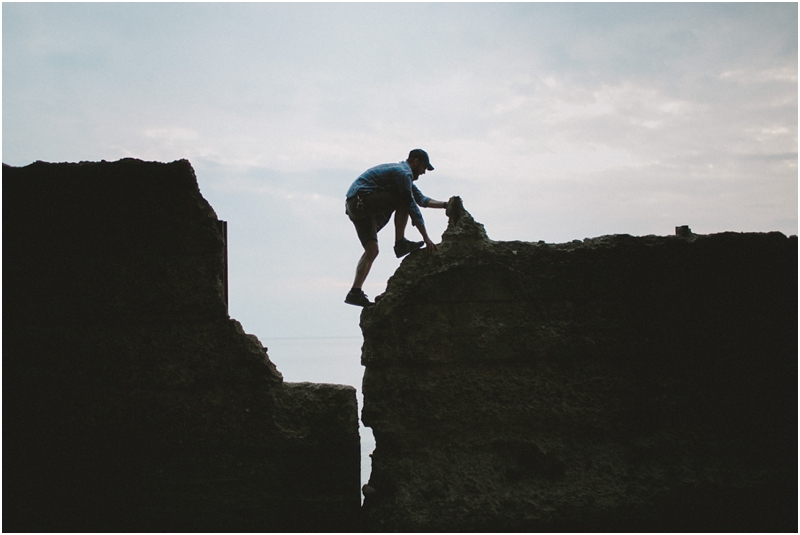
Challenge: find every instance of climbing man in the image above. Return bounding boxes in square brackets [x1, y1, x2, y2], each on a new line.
[344, 149, 449, 307]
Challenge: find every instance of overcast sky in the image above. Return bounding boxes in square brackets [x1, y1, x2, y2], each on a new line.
[4, 3, 797, 347]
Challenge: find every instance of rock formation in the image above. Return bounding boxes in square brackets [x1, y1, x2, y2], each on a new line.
[7, 158, 796, 532]
[3, 159, 360, 532]
[360, 197, 797, 531]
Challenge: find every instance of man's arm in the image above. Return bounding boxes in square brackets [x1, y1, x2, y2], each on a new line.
[412, 184, 449, 210]
[401, 175, 427, 229]
[426, 199, 449, 209]
[413, 190, 448, 254]
[416, 222, 438, 254]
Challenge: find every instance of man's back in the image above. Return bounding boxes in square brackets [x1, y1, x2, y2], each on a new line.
[347, 161, 411, 199]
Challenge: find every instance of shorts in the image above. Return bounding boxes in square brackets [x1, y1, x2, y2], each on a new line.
[345, 190, 403, 246]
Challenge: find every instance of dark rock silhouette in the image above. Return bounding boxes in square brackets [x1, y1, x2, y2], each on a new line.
[3, 159, 360, 532]
[360, 196, 797, 531]
[6, 158, 796, 532]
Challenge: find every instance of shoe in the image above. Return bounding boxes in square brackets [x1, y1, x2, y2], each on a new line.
[394, 238, 423, 258]
[345, 289, 373, 307]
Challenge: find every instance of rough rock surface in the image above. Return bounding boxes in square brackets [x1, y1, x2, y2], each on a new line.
[360, 197, 797, 531]
[4, 159, 360, 532]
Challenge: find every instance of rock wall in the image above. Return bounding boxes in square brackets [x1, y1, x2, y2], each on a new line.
[3, 159, 360, 532]
[360, 197, 797, 531]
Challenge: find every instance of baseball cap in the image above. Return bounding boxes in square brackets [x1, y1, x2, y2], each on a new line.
[409, 149, 434, 171]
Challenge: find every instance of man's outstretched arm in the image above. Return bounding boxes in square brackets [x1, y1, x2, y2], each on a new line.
[425, 199, 449, 209]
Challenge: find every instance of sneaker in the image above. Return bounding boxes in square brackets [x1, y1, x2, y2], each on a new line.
[345, 289, 373, 307]
[394, 238, 424, 258]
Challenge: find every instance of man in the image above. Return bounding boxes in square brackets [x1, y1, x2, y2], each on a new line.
[344, 149, 449, 307]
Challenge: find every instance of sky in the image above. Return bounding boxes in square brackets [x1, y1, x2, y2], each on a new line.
[3, 2, 798, 350]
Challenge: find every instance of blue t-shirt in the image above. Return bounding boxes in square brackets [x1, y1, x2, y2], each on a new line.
[346, 161, 431, 227]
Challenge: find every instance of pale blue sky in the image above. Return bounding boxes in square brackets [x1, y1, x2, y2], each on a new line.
[4, 3, 797, 347]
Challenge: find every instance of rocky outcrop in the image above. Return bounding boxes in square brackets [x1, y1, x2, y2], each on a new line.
[3, 159, 360, 532]
[360, 197, 797, 531]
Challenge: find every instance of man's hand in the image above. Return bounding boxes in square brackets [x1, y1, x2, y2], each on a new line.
[424, 237, 438, 254]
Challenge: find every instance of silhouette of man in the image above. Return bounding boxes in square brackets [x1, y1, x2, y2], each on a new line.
[344, 149, 448, 307]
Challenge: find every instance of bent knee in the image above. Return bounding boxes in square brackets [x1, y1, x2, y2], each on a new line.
[365, 240, 379, 258]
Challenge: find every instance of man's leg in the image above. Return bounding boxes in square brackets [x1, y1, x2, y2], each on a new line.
[346, 239, 379, 307]
[352, 240, 379, 290]
[393, 205, 423, 258]
[394, 206, 409, 242]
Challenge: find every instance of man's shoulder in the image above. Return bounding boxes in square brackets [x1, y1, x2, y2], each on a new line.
[366, 161, 409, 175]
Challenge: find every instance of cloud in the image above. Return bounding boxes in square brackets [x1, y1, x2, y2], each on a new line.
[144, 128, 199, 142]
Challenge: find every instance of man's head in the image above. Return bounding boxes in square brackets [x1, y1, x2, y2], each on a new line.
[407, 148, 434, 179]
